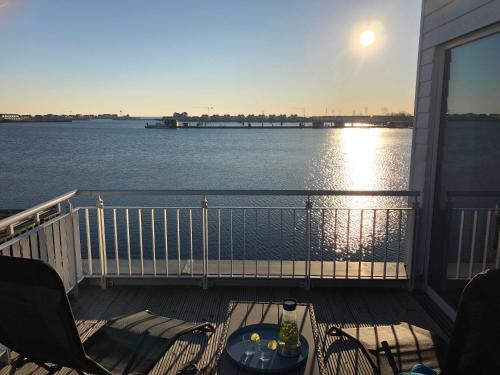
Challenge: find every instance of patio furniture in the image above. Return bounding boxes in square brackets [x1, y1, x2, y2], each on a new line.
[326, 323, 446, 374]
[441, 268, 500, 374]
[214, 301, 326, 374]
[326, 268, 500, 375]
[0, 256, 215, 375]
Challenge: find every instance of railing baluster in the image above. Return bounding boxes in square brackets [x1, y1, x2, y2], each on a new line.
[482, 210, 491, 272]
[243, 208, 246, 278]
[189, 209, 193, 277]
[204, 204, 209, 282]
[176, 209, 181, 276]
[358, 209, 363, 279]
[456, 210, 465, 279]
[164, 208, 169, 277]
[346, 209, 350, 279]
[383, 209, 389, 279]
[396, 210, 402, 279]
[333, 209, 338, 278]
[96, 198, 105, 281]
[85, 208, 92, 275]
[468, 210, 478, 279]
[267, 208, 270, 278]
[280, 208, 283, 278]
[496, 204, 500, 269]
[292, 209, 296, 278]
[201, 204, 207, 283]
[218, 208, 221, 277]
[321, 209, 325, 279]
[126, 208, 131, 275]
[101, 206, 107, 277]
[305, 198, 312, 289]
[113, 208, 119, 276]
[255, 208, 258, 278]
[230, 209, 233, 277]
[138, 209, 144, 276]
[371, 210, 376, 279]
[151, 209, 156, 276]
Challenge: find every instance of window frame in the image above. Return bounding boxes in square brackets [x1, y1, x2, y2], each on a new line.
[423, 22, 500, 318]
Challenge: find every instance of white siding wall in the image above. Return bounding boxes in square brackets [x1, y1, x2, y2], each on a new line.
[410, 0, 500, 279]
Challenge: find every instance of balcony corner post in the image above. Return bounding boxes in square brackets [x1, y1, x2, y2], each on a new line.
[96, 196, 107, 289]
[201, 196, 209, 289]
[305, 196, 313, 290]
[408, 196, 420, 291]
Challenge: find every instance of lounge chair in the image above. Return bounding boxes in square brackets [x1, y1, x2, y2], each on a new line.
[326, 269, 500, 374]
[0, 256, 215, 374]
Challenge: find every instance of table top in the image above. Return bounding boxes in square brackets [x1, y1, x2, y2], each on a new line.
[215, 301, 325, 375]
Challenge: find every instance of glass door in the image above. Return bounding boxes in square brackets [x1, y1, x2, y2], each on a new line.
[429, 31, 500, 309]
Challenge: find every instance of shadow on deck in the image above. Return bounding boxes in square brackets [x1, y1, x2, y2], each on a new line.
[0, 285, 447, 375]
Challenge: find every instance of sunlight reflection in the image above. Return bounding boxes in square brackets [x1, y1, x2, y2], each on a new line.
[316, 129, 401, 262]
[340, 128, 381, 208]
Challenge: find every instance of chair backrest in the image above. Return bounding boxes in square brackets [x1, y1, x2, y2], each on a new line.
[0, 256, 89, 369]
[443, 269, 500, 375]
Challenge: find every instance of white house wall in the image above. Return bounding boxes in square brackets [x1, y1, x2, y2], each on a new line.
[410, 0, 500, 279]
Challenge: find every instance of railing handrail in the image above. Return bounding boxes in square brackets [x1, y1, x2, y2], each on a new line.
[447, 191, 500, 197]
[80, 205, 416, 210]
[77, 189, 420, 197]
[0, 190, 77, 231]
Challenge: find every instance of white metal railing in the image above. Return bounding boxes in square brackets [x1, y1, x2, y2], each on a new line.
[0, 190, 77, 237]
[444, 191, 500, 281]
[0, 207, 83, 293]
[447, 206, 500, 280]
[76, 190, 419, 288]
[0, 189, 419, 289]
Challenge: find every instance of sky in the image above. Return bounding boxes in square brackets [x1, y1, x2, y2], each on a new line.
[0, 0, 422, 116]
[447, 32, 500, 115]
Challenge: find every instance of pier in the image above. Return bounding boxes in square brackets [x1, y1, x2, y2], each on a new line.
[152, 115, 414, 129]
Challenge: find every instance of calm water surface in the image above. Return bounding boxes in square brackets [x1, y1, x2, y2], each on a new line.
[0, 120, 412, 264]
[0, 120, 411, 207]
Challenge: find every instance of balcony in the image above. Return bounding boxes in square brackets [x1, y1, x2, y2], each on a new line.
[0, 189, 457, 374]
[0, 190, 421, 288]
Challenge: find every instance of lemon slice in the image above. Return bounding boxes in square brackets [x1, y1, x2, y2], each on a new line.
[267, 339, 278, 350]
[250, 332, 260, 342]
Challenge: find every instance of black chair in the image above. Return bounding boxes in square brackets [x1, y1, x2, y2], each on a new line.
[326, 322, 447, 374]
[0, 256, 215, 374]
[326, 269, 500, 375]
[441, 268, 500, 375]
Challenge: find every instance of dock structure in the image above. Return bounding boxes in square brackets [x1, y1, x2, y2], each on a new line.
[148, 115, 414, 129]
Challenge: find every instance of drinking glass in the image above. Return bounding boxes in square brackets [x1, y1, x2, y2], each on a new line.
[259, 339, 276, 362]
[242, 334, 257, 356]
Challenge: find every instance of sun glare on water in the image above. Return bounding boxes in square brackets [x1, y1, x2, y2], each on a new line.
[359, 30, 375, 46]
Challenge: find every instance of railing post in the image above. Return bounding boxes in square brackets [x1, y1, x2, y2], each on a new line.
[96, 196, 107, 289]
[201, 196, 208, 289]
[408, 196, 419, 290]
[305, 196, 312, 290]
[68, 201, 80, 298]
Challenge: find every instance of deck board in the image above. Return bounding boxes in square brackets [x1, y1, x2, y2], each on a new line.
[0, 286, 444, 375]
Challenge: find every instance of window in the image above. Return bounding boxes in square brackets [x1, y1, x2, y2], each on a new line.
[429, 31, 500, 308]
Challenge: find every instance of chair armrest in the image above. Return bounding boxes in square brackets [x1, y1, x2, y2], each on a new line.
[380, 340, 400, 375]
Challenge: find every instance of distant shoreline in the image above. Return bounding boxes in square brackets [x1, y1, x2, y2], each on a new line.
[0, 119, 72, 123]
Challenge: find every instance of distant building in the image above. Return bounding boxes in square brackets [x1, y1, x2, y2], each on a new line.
[97, 114, 118, 119]
[1, 114, 20, 121]
[0, 113, 31, 121]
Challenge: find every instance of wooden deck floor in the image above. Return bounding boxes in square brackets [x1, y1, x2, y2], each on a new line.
[0, 285, 445, 375]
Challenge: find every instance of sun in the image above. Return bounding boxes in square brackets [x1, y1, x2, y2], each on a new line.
[359, 30, 375, 46]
